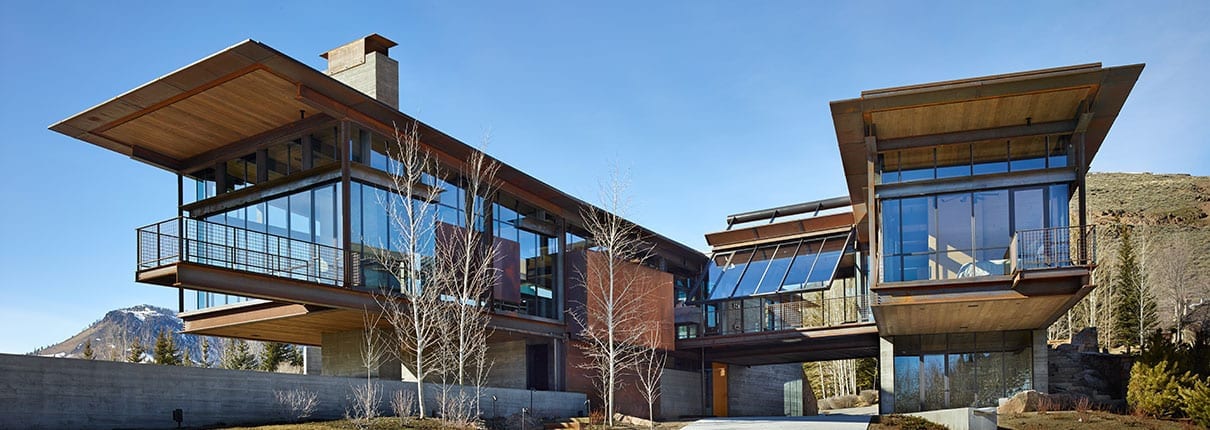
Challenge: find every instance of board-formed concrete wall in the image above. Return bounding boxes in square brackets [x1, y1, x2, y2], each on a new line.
[659, 368, 704, 419]
[727, 363, 805, 416]
[0, 353, 585, 430]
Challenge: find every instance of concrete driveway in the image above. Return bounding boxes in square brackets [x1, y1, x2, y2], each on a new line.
[682, 415, 871, 430]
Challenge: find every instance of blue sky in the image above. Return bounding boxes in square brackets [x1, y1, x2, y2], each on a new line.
[0, 1, 1207, 353]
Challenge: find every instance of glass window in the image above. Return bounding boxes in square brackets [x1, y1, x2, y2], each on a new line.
[267, 196, 289, 238]
[1012, 188, 1045, 233]
[900, 197, 932, 254]
[936, 143, 972, 179]
[731, 245, 777, 298]
[974, 190, 1010, 273]
[806, 250, 842, 287]
[880, 152, 901, 184]
[313, 184, 338, 247]
[781, 240, 820, 291]
[1048, 136, 1069, 168]
[894, 355, 921, 413]
[972, 140, 1008, 175]
[754, 241, 798, 295]
[709, 247, 753, 300]
[1009, 136, 1047, 172]
[936, 193, 972, 279]
[311, 126, 340, 168]
[922, 354, 946, 411]
[948, 333, 978, 407]
[899, 147, 935, 182]
[289, 190, 312, 242]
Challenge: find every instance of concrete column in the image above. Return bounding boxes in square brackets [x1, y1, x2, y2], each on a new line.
[303, 346, 323, 375]
[1032, 329, 1049, 393]
[879, 336, 895, 415]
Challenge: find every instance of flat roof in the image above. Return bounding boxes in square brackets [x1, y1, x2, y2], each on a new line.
[49, 38, 706, 267]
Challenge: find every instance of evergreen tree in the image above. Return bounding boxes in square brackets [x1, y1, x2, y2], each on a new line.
[1112, 224, 1158, 351]
[259, 342, 290, 372]
[200, 337, 212, 368]
[127, 337, 146, 363]
[181, 348, 194, 367]
[82, 339, 95, 360]
[221, 339, 258, 370]
[153, 329, 182, 365]
[288, 345, 304, 368]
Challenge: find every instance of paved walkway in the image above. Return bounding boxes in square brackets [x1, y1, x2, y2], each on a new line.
[682, 415, 871, 430]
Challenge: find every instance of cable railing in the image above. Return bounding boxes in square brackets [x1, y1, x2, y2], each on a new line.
[703, 294, 874, 337]
[1009, 225, 1097, 273]
[136, 217, 344, 287]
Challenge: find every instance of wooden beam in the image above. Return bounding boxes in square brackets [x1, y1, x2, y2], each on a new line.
[877, 119, 1076, 151]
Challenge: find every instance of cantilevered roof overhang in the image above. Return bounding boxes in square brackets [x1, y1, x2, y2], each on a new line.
[830, 62, 1145, 238]
[49, 38, 705, 268]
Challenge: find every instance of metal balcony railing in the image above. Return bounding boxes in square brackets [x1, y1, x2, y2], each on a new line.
[136, 217, 344, 287]
[703, 294, 874, 337]
[1009, 225, 1097, 273]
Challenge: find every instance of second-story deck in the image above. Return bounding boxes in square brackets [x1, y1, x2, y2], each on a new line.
[873, 225, 1098, 335]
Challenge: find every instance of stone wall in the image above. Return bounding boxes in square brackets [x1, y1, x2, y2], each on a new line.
[1047, 328, 1133, 411]
[0, 353, 586, 430]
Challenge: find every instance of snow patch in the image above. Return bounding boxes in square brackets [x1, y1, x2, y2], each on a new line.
[119, 306, 164, 321]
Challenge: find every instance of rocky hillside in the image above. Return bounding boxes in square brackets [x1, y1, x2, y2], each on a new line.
[29, 304, 293, 368]
[1085, 172, 1210, 281]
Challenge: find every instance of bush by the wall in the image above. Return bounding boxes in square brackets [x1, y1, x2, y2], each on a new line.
[1181, 376, 1210, 428]
[878, 415, 945, 430]
[1127, 360, 1190, 418]
[859, 389, 879, 406]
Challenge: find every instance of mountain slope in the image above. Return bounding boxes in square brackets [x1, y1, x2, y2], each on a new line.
[33, 305, 236, 365]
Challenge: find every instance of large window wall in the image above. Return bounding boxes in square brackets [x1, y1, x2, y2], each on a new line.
[893, 331, 1034, 412]
[182, 122, 341, 204]
[880, 184, 1069, 282]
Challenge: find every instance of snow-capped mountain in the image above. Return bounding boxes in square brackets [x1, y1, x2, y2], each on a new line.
[31, 304, 222, 364]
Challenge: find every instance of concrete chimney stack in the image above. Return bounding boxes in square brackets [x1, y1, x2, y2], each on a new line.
[321, 34, 399, 109]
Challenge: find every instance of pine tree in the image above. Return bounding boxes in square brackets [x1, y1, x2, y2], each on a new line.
[127, 337, 146, 363]
[288, 345, 305, 368]
[259, 342, 290, 372]
[82, 339, 95, 360]
[153, 329, 182, 365]
[1112, 224, 1158, 351]
[200, 337, 212, 368]
[181, 349, 194, 367]
[221, 339, 258, 370]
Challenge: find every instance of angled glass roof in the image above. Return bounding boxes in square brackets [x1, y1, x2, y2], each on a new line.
[705, 229, 855, 301]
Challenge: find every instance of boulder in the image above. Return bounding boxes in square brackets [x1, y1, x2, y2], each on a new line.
[997, 390, 1053, 414]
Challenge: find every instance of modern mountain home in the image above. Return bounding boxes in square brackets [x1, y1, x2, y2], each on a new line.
[51, 34, 1142, 417]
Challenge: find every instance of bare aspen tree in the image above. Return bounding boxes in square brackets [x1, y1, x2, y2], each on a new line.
[348, 310, 386, 428]
[570, 167, 655, 427]
[634, 322, 667, 427]
[371, 121, 446, 419]
[433, 145, 499, 424]
[1147, 237, 1206, 342]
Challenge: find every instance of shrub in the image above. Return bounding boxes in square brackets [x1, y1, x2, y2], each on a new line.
[880, 414, 946, 430]
[1127, 360, 1189, 418]
[860, 389, 879, 406]
[1181, 376, 1210, 427]
[826, 394, 861, 410]
[274, 388, 318, 422]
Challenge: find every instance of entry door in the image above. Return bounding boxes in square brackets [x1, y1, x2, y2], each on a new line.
[526, 344, 550, 390]
[712, 362, 728, 416]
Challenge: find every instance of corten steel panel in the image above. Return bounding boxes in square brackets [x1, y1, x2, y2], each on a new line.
[565, 250, 676, 351]
[493, 237, 522, 304]
[705, 212, 855, 249]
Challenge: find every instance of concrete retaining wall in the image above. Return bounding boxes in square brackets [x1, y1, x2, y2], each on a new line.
[0, 353, 585, 430]
[727, 363, 805, 416]
[659, 368, 703, 418]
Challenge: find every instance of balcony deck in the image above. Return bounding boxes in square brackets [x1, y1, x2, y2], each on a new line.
[872, 225, 1096, 336]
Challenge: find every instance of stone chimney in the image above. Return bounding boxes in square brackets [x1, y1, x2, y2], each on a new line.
[321, 34, 399, 109]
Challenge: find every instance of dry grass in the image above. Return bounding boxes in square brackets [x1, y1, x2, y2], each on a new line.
[215, 417, 689, 430]
[999, 410, 1201, 430]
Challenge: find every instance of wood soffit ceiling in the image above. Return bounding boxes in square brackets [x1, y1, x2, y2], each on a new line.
[47, 39, 708, 263]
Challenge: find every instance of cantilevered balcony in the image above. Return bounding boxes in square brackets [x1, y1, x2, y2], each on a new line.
[137, 217, 344, 285]
[133, 217, 378, 310]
